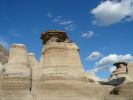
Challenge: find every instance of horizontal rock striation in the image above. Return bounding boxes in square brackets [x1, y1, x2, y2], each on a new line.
[0, 44, 33, 100]
[108, 62, 132, 86]
[0, 30, 132, 100]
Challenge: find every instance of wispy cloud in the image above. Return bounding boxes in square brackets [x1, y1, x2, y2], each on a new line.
[11, 32, 22, 38]
[47, 12, 77, 31]
[86, 51, 102, 61]
[81, 31, 94, 39]
[91, 0, 133, 26]
[47, 12, 53, 18]
[0, 37, 9, 49]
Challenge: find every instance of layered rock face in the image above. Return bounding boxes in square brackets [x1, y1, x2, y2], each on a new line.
[31, 30, 106, 100]
[108, 62, 132, 85]
[28, 53, 41, 80]
[40, 30, 85, 81]
[128, 62, 133, 81]
[0, 44, 33, 100]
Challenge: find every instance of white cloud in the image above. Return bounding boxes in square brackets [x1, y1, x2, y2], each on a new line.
[86, 51, 102, 61]
[0, 37, 9, 49]
[47, 12, 77, 31]
[91, 0, 133, 26]
[82, 31, 94, 39]
[87, 53, 133, 73]
[96, 54, 133, 66]
[109, 66, 116, 72]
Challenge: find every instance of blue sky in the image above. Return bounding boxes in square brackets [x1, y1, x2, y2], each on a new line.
[0, 0, 133, 79]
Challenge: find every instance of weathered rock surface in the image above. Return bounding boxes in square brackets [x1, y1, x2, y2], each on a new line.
[128, 62, 133, 81]
[40, 30, 72, 44]
[0, 44, 33, 100]
[108, 62, 132, 86]
[110, 81, 133, 97]
[0, 44, 9, 64]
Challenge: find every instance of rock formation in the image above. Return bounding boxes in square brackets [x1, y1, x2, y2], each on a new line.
[40, 30, 72, 44]
[0, 30, 133, 100]
[0, 44, 9, 64]
[108, 62, 132, 86]
[0, 44, 33, 100]
[30, 30, 107, 100]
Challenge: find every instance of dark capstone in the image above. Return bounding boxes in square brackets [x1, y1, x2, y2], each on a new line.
[40, 30, 72, 44]
[113, 62, 128, 67]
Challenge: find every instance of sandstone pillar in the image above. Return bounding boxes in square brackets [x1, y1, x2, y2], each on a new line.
[108, 62, 132, 85]
[0, 44, 33, 100]
[32, 30, 106, 100]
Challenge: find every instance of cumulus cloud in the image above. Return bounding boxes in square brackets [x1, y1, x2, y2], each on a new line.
[47, 12, 77, 31]
[87, 53, 133, 73]
[86, 51, 102, 61]
[82, 31, 94, 39]
[96, 54, 133, 66]
[91, 0, 133, 26]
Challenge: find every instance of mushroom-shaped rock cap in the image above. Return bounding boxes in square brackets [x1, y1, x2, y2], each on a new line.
[40, 30, 72, 44]
[113, 62, 128, 67]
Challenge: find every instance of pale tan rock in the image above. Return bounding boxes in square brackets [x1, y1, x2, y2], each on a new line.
[128, 62, 133, 81]
[0, 44, 33, 100]
[40, 42, 85, 80]
[28, 53, 41, 80]
[0, 63, 4, 74]
[4, 44, 30, 77]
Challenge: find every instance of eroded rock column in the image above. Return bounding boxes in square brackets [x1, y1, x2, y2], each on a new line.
[108, 62, 132, 85]
[0, 44, 33, 100]
[32, 30, 106, 100]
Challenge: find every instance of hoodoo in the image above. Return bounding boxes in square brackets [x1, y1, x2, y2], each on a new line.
[31, 30, 106, 100]
[40, 30, 85, 80]
[0, 44, 33, 100]
[1, 30, 131, 100]
[108, 62, 132, 85]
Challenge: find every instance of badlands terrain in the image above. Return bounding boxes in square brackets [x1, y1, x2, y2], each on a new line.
[0, 30, 133, 100]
